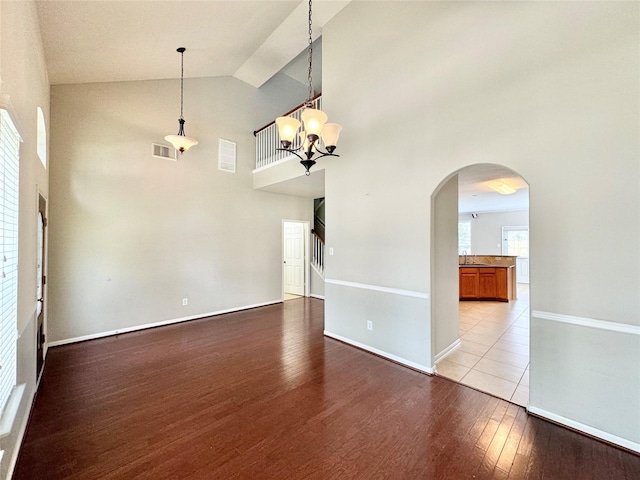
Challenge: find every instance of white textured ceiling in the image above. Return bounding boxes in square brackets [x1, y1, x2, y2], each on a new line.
[458, 164, 529, 214]
[35, 0, 349, 87]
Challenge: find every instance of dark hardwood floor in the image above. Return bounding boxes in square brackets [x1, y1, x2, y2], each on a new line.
[15, 298, 640, 479]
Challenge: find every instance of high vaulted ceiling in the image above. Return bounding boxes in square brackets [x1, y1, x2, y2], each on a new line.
[35, 0, 349, 87]
[35, 1, 529, 210]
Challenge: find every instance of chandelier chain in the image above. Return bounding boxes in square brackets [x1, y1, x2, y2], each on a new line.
[307, 0, 313, 104]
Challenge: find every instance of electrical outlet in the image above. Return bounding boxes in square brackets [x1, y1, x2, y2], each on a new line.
[182, 298, 188, 306]
[366, 320, 373, 331]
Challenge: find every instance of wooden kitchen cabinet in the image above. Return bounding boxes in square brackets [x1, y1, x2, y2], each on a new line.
[459, 268, 479, 299]
[459, 266, 512, 302]
[478, 268, 497, 298]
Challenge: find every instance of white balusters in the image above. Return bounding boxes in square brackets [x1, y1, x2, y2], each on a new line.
[254, 95, 323, 170]
[311, 232, 324, 277]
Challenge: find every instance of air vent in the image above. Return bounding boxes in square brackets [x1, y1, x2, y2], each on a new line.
[218, 139, 236, 173]
[152, 143, 177, 161]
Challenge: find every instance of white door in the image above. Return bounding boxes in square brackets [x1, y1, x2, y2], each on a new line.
[283, 221, 305, 296]
[516, 257, 530, 284]
[502, 226, 530, 284]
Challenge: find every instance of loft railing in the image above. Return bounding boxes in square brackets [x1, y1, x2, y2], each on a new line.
[253, 94, 322, 170]
[311, 230, 325, 277]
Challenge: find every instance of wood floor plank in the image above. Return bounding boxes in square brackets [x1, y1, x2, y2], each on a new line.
[14, 298, 640, 479]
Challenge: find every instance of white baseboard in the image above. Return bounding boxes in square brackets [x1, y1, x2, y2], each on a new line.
[309, 294, 325, 300]
[324, 330, 433, 374]
[6, 384, 34, 480]
[48, 300, 282, 347]
[527, 406, 640, 454]
[433, 338, 461, 364]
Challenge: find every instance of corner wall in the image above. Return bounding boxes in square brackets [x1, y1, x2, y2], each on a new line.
[0, 1, 50, 478]
[322, 1, 639, 450]
[48, 75, 312, 343]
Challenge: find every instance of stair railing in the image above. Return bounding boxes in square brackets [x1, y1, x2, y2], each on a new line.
[311, 230, 325, 277]
[253, 94, 322, 170]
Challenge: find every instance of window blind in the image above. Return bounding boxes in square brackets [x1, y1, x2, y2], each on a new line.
[0, 109, 20, 414]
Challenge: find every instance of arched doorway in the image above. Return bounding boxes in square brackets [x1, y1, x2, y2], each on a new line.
[431, 164, 530, 407]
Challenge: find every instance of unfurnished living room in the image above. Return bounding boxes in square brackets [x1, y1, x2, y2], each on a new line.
[1, 1, 639, 479]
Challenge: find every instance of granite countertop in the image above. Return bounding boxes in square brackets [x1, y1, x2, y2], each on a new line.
[459, 264, 514, 268]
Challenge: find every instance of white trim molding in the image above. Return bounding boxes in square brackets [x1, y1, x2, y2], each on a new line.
[528, 406, 640, 454]
[324, 331, 434, 375]
[433, 339, 461, 364]
[532, 310, 640, 335]
[325, 278, 429, 300]
[0, 383, 25, 438]
[310, 294, 325, 300]
[48, 300, 282, 347]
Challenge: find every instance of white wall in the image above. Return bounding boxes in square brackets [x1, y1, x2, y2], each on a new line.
[323, 1, 639, 450]
[48, 74, 312, 343]
[460, 210, 529, 255]
[432, 175, 459, 359]
[0, 1, 50, 478]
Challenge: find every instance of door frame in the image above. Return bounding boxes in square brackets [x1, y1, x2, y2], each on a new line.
[282, 220, 310, 300]
[502, 225, 530, 284]
[36, 189, 48, 382]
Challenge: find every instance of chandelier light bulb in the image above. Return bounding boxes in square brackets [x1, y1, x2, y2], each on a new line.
[276, 116, 301, 146]
[321, 123, 342, 152]
[301, 107, 328, 137]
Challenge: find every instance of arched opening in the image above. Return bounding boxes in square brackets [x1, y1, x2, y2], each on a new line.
[37, 107, 47, 168]
[431, 163, 530, 406]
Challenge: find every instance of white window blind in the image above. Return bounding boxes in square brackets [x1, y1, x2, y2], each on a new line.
[0, 109, 20, 414]
[458, 221, 471, 254]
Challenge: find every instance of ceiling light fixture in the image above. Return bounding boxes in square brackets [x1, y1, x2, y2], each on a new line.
[487, 180, 516, 195]
[165, 47, 198, 154]
[275, 0, 342, 175]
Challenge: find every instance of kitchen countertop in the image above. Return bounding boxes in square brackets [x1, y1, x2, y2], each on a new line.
[459, 264, 514, 268]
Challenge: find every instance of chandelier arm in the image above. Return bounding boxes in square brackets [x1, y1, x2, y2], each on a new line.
[276, 148, 339, 161]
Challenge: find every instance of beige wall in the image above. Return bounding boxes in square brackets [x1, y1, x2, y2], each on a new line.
[323, 1, 639, 449]
[460, 210, 529, 255]
[0, 1, 50, 477]
[432, 174, 459, 359]
[48, 75, 312, 342]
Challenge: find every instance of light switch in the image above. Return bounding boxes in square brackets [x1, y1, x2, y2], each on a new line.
[329, 248, 334, 255]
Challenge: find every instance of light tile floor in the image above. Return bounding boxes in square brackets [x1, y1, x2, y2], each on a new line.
[435, 284, 530, 407]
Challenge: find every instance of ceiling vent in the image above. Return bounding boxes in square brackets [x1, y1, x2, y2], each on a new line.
[218, 139, 236, 173]
[152, 143, 177, 161]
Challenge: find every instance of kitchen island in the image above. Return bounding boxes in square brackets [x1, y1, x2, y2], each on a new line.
[458, 255, 517, 302]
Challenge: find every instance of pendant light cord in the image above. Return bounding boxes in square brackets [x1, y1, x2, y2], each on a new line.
[180, 49, 185, 120]
[307, 0, 313, 106]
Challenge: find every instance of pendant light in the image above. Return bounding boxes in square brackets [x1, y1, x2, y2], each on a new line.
[165, 47, 198, 154]
[275, 0, 342, 175]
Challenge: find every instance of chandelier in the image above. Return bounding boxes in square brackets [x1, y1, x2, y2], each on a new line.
[275, 0, 342, 175]
[165, 47, 198, 154]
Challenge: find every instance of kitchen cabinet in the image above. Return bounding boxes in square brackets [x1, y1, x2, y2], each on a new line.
[459, 268, 479, 299]
[459, 265, 513, 302]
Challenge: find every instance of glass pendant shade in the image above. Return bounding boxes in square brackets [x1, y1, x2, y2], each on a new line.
[276, 116, 301, 143]
[321, 123, 342, 147]
[165, 133, 198, 153]
[301, 107, 328, 137]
